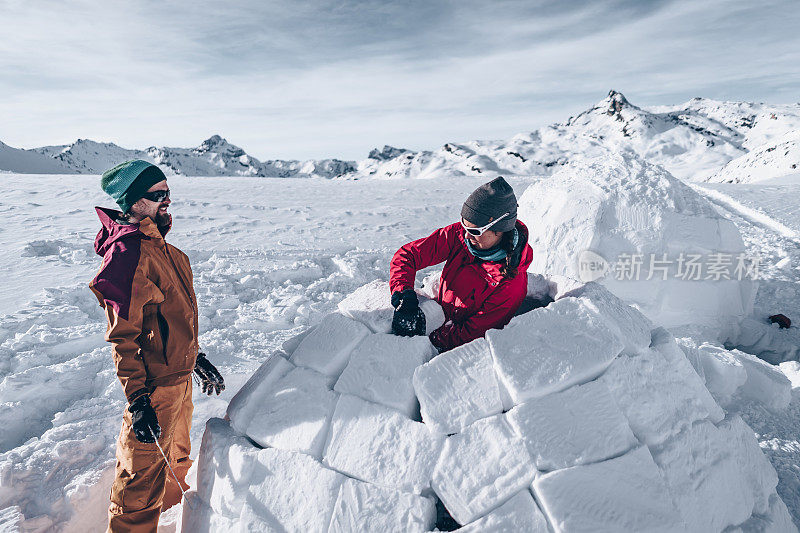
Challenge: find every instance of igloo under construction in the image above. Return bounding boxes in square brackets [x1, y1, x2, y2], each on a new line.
[180, 278, 794, 532]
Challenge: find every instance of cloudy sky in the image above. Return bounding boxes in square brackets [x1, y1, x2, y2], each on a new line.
[2, 0, 799, 160]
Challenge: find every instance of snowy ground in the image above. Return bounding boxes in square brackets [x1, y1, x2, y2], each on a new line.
[690, 176, 800, 523]
[1, 172, 799, 531]
[0, 173, 528, 531]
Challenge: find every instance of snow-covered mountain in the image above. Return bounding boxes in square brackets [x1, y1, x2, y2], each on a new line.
[3, 92, 798, 181]
[354, 91, 800, 181]
[705, 130, 800, 183]
[0, 135, 356, 178]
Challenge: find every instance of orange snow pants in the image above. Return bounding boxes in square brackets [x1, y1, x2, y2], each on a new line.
[108, 379, 193, 533]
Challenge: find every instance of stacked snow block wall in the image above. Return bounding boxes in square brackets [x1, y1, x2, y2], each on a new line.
[182, 279, 795, 532]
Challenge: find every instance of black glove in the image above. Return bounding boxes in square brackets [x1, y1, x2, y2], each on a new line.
[194, 352, 225, 396]
[391, 289, 426, 337]
[129, 394, 161, 443]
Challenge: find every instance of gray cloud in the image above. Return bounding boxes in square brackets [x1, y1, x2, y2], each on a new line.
[0, 0, 798, 160]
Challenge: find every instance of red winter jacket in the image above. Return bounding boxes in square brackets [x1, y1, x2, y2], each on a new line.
[390, 220, 533, 351]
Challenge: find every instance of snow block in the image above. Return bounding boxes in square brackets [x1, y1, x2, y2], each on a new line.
[243, 365, 338, 458]
[728, 493, 798, 533]
[651, 419, 756, 532]
[597, 345, 723, 447]
[327, 477, 436, 533]
[226, 353, 293, 435]
[280, 323, 318, 357]
[457, 490, 549, 533]
[334, 333, 434, 417]
[533, 446, 686, 533]
[337, 280, 395, 333]
[431, 415, 537, 525]
[718, 415, 779, 515]
[290, 312, 370, 378]
[179, 492, 237, 533]
[413, 338, 504, 435]
[507, 380, 637, 471]
[558, 281, 653, 354]
[730, 349, 792, 412]
[244, 447, 345, 532]
[194, 418, 262, 519]
[337, 280, 445, 335]
[694, 342, 748, 408]
[323, 394, 444, 494]
[486, 296, 624, 404]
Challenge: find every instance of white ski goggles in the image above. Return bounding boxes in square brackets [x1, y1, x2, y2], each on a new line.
[460, 212, 511, 237]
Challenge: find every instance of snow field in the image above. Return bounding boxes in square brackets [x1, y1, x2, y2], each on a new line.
[5, 169, 800, 530]
[187, 275, 794, 531]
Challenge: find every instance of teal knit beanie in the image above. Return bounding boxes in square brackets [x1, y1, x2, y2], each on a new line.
[101, 160, 166, 214]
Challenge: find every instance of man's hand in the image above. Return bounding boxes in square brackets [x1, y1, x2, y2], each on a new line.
[391, 289, 426, 337]
[129, 394, 161, 443]
[194, 352, 225, 396]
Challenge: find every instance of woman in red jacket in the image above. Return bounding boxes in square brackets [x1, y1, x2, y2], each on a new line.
[390, 177, 533, 352]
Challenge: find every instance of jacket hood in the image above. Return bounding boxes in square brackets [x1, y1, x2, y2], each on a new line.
[94, 206, 171, 257]
[94, 207, 144, 257]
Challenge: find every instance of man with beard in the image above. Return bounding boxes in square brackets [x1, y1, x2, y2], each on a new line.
[90, 160, 224, 532]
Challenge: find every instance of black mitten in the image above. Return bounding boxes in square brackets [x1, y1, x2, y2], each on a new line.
[194, 352, 225, 395]
[129, 394, 161, 443]
[391, 289, 426, 336]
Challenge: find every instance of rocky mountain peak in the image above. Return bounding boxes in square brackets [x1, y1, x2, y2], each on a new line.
[368, 145, 410, 161]
[603, 90, 633, 121]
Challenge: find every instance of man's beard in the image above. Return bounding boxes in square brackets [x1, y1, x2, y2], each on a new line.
[155, 210, 172, 235]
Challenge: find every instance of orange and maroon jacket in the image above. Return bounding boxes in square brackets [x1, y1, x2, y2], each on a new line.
[90, 207, 199, 402]
[390, 220, 533, 351]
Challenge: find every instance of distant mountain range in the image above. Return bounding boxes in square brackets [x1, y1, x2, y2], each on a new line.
[3, 91, 799, 182]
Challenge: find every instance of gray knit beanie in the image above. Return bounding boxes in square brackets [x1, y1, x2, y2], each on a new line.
[461, 177, 518, 232]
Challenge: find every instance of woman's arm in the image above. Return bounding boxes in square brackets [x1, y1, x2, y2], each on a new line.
[389, 223, 460, 293]
[429, 281, 525, 352]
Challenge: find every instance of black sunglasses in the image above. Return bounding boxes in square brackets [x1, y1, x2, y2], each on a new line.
[141, 189, 170, 202]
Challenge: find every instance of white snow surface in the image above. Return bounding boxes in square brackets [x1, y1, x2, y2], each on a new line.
[456, 490, 549, 533]
[507, 380, 638, 472]
[413, 338, 504, 435]
[533, 446, 687, 533]
[486, 294, 625, 403]
[337, 279, 445, 335]
[518, 151, 758, 331]
[431, 414, 537, 524]
[334, 333, 434, 417]
[3, 168, 800, 531]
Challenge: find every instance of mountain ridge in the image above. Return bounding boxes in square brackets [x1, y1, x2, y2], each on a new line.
[2, 91, 798, 181]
